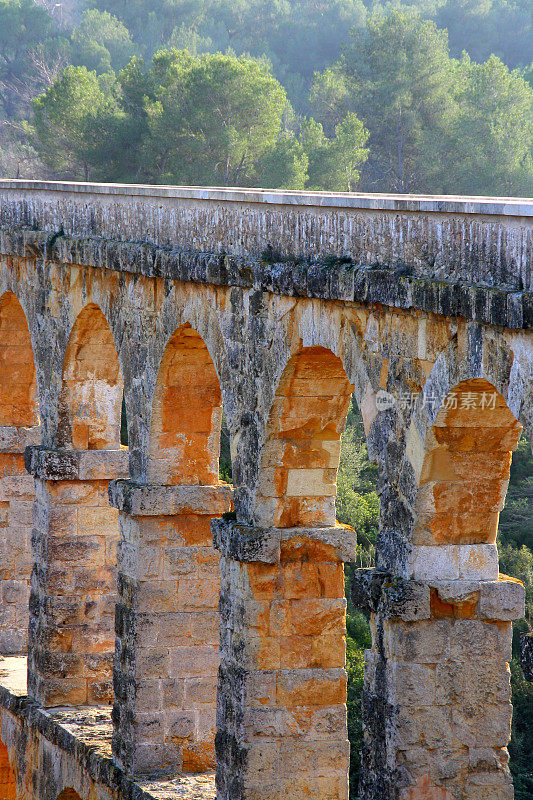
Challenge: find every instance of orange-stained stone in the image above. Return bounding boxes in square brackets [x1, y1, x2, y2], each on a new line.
[60, 304, 122, 450]
[430, 588, 479, 619]
[246, 563, 279, 600]
[181, 740, 216, 773]
[149, 324, 222, 485]
[0, 741, 16, 800]
[256, 346, 354, 528]
[0, 293, 39, 427]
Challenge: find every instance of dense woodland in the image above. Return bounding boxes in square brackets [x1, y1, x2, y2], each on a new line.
[0, 0, 531, 194]
[1, 0, 532, 797]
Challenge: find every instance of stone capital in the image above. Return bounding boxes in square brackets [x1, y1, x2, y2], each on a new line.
[25, 446, 130, 481]
[108, 479, 233, 516]
[213, 519, 356, 564]
[352, 569, 431, 621]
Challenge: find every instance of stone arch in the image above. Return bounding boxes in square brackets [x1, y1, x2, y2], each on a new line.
[0, 739, 16, 800]
[409, 377, 522, 580]
[405, 331, 529, 580]
[148, 322, 223, 485]
[58, 303, 123, 450]
[253, 345, 355, 528]
[0, 292, 39, 427]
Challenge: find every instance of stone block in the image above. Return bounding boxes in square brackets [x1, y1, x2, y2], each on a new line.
[478, 577, 525, 621]
[383, 619, 451, 664]
[408, 544, 499, 581]
[78, 449, 129, 480]
[448, 619, 512, 662]
[280, 526, 356, 563]
[386, 661, 435, 706]
[450, 703, 513, 748]
[276, 668, 347, 707]
[213, 519, 281, 563]
[24, 446, 79, 481]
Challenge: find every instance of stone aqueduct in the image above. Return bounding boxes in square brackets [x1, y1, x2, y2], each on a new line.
[0, 181, 530, 800]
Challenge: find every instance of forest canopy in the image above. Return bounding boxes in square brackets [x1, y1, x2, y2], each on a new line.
[0, 0, 531, 195]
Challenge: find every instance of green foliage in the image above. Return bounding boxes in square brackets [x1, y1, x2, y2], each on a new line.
[142, 50, 289, 185]
[29, 65, 117, 178]
[258, 134, 309, 190]
[337, 398, 379, 565]
[72, 10, 137, 73]
[435, 0, 532, 69]
[346, 626, 366, 798]
[311, 8, 533, 193]
[499, 434, 533, 551]
[440, 55, 533, 196]
[0, 0, 68, 118]
[312, 9, 456, 191]
[509, 658, 533, 799]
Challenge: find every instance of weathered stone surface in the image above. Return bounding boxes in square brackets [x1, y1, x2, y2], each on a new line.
[0, 182, 530, 800]
[110, 481, 232, 517]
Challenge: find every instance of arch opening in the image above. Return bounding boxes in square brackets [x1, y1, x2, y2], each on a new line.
[148, 323, 223, 485]
[0, 292, 39, 427]
[255, 345, 355, 528]
[115, 322, 230, 776]
[58, 303, 123, 450]
[412, 378, 523, 580]
[220, 345, 357, 799]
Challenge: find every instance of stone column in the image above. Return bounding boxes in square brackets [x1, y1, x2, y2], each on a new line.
[109, 479, 232, 778]
[0, 426, 40, 654]
[352, 570, 525, 800]
[213, 519, 355, 800]
[24, 446, 129, 707]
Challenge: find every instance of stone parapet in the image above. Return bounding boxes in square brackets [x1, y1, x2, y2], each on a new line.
[1, 181, 531, 296]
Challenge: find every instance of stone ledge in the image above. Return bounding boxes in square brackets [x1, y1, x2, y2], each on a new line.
[352, 570, 431, 621]
[352, 569, 525, 622]
[213, 519, 356, 563]
[24, 446, 130, 481]
[109, 480, 233, 516]
[0, 684, 216, 800]
[2, 229, 531, 329]
[0, 426, 41, 453]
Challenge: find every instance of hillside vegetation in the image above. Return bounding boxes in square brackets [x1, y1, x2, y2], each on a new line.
[0, 0, 531, 194]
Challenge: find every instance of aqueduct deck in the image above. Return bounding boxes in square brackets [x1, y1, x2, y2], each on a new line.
[0, 181, 530, 800]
